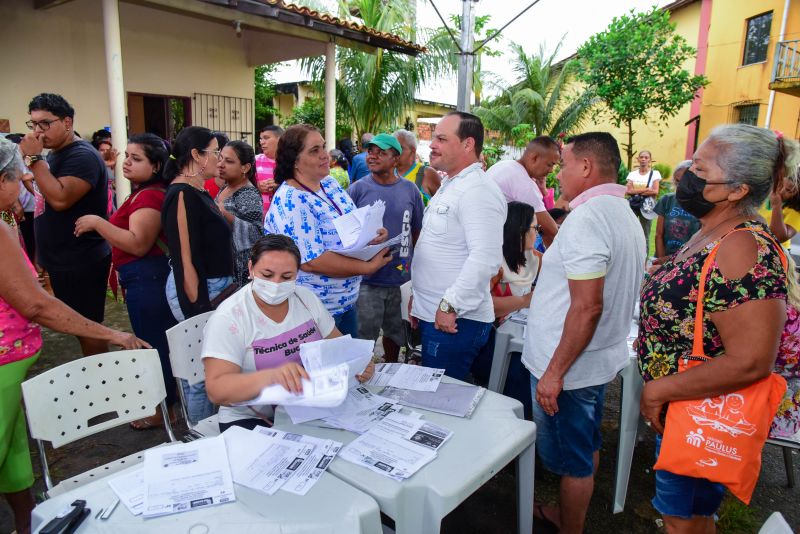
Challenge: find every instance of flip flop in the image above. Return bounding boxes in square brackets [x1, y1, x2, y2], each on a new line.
[130, 407, 177, 430]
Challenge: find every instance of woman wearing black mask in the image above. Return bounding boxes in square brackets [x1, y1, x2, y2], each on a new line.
[636, 124, 799, 533]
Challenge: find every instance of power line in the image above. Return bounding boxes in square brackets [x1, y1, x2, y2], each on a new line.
[472, 0, 542, 55]
[429, 0, 462, 52]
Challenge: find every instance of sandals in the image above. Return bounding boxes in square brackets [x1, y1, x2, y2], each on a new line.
[130, 406, 177, 430]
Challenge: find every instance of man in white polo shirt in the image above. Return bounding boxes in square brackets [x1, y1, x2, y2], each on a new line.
[411, 112, 506, 379]
[523, 132, 645, 533]
[486, 136, 560, 246]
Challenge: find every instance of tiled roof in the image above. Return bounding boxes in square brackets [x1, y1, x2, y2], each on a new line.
[229, 0, 425, 55]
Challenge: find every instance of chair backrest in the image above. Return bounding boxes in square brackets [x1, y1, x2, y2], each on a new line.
[400, 281, 412, 322]
[166, 311, 213, 386]
[758, 512, 793, 534]
[21, 349, 167, 448]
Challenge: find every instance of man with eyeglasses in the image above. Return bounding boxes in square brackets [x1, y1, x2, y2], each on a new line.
[18, 93, 111, 356]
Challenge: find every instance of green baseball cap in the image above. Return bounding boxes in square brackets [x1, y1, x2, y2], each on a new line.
[366, 133, 403, 155]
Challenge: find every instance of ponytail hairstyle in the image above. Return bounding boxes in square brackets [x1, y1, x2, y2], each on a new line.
[127, 133, 169, 189]
[225, 140, 257, 187]
[162, 126, 214, 183]
[274, 124, 319, 185]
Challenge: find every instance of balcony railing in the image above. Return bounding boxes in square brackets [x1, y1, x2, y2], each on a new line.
[772, 40, 800, 84]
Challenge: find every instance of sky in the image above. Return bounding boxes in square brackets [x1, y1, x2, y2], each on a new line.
[274, 0, 675, 105]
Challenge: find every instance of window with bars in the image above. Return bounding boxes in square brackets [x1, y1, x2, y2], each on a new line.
[192, 93, 254, 146]
[743, 12, 773, 65]
[736, 104, 760, 126]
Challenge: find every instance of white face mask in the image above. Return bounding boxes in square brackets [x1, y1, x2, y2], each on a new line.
[252, 277, 295, 305]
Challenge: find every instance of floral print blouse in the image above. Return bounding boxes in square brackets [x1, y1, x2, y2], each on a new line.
[638, 221, 787, 382]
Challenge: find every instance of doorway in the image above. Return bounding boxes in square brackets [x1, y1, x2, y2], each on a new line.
[127, 93, 191, 143]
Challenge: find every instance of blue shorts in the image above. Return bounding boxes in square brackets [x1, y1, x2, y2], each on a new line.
[530, 375, 606, 478]
[652, 435, 725, 519]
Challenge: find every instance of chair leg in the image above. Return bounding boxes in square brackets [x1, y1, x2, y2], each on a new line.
[783, 446, 796, 488]
[36, 440, 54, 493]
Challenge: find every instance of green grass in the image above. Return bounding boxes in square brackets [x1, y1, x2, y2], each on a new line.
[716, 497, 760, 533]
[648, 218, 657, 257]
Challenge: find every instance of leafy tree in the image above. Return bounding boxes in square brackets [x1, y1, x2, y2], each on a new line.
[577, 7, 708, 169]
[282, 96, 353, 141]
[473, 41, 596, 145]
[302, 0, 456, 139]
[254, 64, 279, 128]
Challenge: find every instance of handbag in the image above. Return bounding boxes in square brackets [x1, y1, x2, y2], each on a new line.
[653, 228, 788, 504]
[628, 170, 654, 211]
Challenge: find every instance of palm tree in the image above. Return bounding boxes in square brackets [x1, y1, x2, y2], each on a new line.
[302, 0, 456, 139]
[474, 41, 597, 145]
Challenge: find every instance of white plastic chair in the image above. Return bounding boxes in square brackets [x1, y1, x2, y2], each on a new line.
[766, 436, 799, 488]
[399, 281, 421, 363]
[758, 512, 794, 534]
[165, 311, 219, 438]
[21, 349, 176, 496]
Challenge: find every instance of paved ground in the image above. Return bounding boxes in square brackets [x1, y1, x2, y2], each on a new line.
[1, 298, 797, 533]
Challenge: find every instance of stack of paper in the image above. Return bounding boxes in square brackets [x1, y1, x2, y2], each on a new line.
[300, 335, 374, 388]
[339, 412, 453, 481]
[380, 383, 486, 418]
[339, 233, 402, 261]
[233, 363, 349, 408]
[141, 436, 236, 517]
[331, 200, 385, 253]
[366, 363, 444, 392]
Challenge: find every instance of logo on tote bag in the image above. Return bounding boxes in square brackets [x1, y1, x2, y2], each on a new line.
[685, 393, 756, 437]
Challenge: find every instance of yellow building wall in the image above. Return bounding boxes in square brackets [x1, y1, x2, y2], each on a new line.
[0, 0, 252, 136]
[699, 0, 800, 140]
[582, 1, 701, 174]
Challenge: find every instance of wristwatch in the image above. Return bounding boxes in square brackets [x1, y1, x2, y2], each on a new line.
[24, 154, 45, 167]
[438, 298, 455, 314]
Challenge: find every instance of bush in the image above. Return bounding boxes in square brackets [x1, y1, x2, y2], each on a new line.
[483, 143, 506, 168]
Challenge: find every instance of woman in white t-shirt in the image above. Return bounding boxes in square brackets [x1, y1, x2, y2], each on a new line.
[202, 234, 374, 431]
[625, 150, 661, 241]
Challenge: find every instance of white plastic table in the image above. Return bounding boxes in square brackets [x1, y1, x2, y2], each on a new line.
[32, 463, 383, 534]
[274, 379, 537, 534]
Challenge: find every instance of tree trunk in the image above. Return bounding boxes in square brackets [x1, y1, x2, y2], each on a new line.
[626, 120, 634, 171]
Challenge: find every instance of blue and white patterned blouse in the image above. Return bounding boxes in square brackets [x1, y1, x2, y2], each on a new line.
[264, 176, 360, 315]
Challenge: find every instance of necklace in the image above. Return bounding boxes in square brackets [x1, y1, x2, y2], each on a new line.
[292, 178, 342, 216]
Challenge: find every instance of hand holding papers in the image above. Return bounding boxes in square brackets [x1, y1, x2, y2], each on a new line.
[142, 436, 235, 517]
[332, 201, 385, 252]
[366, 363, 444, 392]
[235, 363, 349, 408]
[300, 335, 374, 388]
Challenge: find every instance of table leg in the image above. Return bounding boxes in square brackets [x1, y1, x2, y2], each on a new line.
[516, 442, 535, 534]
[489, 331, 512, 394]
[613, 362, 643, 514]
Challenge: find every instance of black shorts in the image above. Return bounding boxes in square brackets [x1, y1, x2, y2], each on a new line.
[48, 255, 111, 323]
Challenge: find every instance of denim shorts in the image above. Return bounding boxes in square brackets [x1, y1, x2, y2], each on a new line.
[530, 375, 606, 478]
[165, 270, 233, 322]
[652, 435, 725, 519]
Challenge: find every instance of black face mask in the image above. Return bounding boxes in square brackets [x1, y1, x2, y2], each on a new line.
[676, 169, 726, 218]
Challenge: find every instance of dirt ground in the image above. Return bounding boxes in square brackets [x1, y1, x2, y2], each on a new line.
[1, 298, 797, 533]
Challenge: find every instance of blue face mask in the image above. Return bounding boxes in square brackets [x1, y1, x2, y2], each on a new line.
[676, 169, 727, 218]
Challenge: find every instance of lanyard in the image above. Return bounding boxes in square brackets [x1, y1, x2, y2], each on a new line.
[295, 179, 343, 216]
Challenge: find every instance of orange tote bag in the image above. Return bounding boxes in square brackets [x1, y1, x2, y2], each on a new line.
[653, 228, 787, 504]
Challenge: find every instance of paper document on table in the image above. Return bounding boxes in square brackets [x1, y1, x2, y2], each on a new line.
[108, 466, 145, 516]
[339, 233, 402, 261]
[285, 384, 387, 424]
[332, 201, 385, 251]
[320, 396, 422, 434]
[300, 335, 374, 388]
[374, 412, 453, 451]
[142, 435, 235, 517]
[255, 427, 343, 495]
[234, 363, 349, 407]
[366, 363, 444, 391]
[380, 382, 486, 418]
[223, 426, 311, 495]
[340, 424, 437, 480]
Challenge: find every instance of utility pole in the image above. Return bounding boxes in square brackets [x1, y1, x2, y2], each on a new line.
[456, 0, 477, 112]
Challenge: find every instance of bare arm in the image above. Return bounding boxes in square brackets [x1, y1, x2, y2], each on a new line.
[30, 165, 92, 211]
[75, 208, 161, 257]
[176, 191, 200, 303]
[302, 249, 392, 278]
[0, 224, 146, 349]
[768, 192, 797, 243]
[492, 292, 532, 318]
[654, 215, 666, 258]
[204, 359, 309, 404]
[537, 209, 558, 247]
[422, 167, 441, 197]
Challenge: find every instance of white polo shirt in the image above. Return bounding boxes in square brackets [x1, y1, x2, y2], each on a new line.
[411, 162, 507, 323]
[522, 184, 646, 390]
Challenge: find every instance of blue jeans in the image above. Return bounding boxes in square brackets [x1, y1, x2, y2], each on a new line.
[419, 319, 492, 380]
[117, 256, 178, 406]
[164, 271, 232, 424]
[531, 375, 606, 478]
[333, 307, 359, 338]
